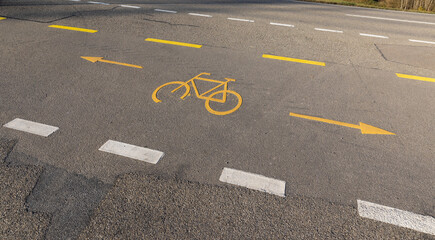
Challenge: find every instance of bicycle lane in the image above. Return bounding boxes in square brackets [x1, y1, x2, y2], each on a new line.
[1, 4, 434, 234]
[2, 16, 434, 217]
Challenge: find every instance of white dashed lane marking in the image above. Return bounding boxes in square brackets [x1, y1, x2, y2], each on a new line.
[88, 1, 109, 5]
[358, 200, 435, 235]
[219, 167, 286, 197]
[188, 13, 212, 17]
[120, 4, 140, 9]
[154, 9, 177, 13]
[3, 118, 59, 137]
[99, 140, 164, 164]
[270, 22, 294, 27]
[346, 14, 435, 25]
[409, 39, 435, 45]
[359, 33, 389, 39]
[227, 17, 254, 23]
[315, 28, 343, 33]
[61, 2, 432, 46]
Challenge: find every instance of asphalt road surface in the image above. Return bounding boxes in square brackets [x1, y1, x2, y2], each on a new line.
[0, 0, 434, 238]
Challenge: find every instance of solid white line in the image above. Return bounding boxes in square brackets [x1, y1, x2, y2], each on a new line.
[188, 13, 212, 17]
[409, 39, 435, 45]
[270, 22, 294, 27]
[120, 4, 140, 9]
[357, 200, 435, 235]
[88, 1, 110, 5]
[154, 9, 177, 13]
[3, 118, 59, 137]
[69, 0, 81, 2]
[219, 168, 286, 197]
[227, 17, 254, 23]
[315, 28, 343, 33]
[346, 14, 435, 25]
[99, 140, 164, 164]
[359, 33, 389, 39]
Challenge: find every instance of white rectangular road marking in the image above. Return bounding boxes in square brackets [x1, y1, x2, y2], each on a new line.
[358, 200, 435, 235]
[99, 140, 164, 164]
[270, 22, 294, 27]
[227, 17, 254, 23]
[188, 13, 212, 17]
[154, 9, 177, 13]
[3, 118, 59, 137]
[346, 14, 435, 25]
[219, 168, 286, 197]
[359, 33, 388, 39]
[120, 4, 140, 9]
[409, 39, 435, 45]
[315, 28, 343, 33]
[88, 1, 110, 5]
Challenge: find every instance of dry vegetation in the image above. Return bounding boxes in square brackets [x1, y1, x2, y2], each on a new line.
[305, 0, 435, 12]
[396, 0, 435, 11]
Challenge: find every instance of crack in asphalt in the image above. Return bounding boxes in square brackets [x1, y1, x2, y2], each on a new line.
[143, 17, 199, 28]
[0, 14, 75, 23]
[374, 43, 388, 61]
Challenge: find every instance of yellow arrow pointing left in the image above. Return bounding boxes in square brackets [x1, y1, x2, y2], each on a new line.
[81, 56, 143, 69]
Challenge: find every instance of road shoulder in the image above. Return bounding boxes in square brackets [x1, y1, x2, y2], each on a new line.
[79, 172, 430, 239]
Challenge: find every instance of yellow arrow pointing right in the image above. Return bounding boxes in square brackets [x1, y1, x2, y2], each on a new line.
[289, 112, 395, 135]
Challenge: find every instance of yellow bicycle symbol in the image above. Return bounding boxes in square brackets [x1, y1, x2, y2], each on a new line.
[152, 72, 242, 116]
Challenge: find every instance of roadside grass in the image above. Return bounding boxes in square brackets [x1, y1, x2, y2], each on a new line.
[298, 0, 435, 14]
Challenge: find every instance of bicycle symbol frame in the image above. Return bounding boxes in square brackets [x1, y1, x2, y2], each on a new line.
[152, 72, 242, 116]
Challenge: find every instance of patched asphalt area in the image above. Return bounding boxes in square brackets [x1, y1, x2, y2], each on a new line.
[0, 138, 16, 163]
[0, 138, 433, 239]
[0, 139, 50, 240]
[79, 173, 431, 239]
[0, 138, 111, 240]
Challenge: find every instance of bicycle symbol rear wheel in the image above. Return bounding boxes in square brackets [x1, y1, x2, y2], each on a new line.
[152, 81, 190, 103]
[205, 90, 242, 116]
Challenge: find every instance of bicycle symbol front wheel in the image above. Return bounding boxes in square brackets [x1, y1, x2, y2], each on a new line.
[152, 81, 190, 103]
[205, 90, 242, 116]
